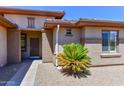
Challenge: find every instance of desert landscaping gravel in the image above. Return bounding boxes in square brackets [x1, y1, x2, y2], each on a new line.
[34, 63, 124, 86]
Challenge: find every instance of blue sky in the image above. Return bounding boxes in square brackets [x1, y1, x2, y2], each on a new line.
[11, 6, 124, 20]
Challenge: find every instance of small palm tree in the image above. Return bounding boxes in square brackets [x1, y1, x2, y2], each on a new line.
[57, 43, 91, 73]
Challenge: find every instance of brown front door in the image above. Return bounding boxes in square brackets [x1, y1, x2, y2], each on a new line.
[30, 38, 39, 56]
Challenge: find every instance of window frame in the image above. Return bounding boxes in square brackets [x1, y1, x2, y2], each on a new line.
[27, 17, 35, 28]
[65, 28, 73, 36]
[102, 30, 119, 53]
[21, 33, 27, 52]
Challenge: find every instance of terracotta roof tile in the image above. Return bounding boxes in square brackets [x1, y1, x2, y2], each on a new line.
[44, 18, 124, 28]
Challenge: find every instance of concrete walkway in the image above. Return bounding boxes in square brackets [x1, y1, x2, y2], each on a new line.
[34, 63, 124, 86]
[6, 61, 33, 86]
[0, 59, 42, 86]
[20, 60, 42, 86]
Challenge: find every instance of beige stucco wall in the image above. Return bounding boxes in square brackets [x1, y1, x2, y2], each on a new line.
[0, 26, 7, 67]
[42, 30, 53, 62]
[4, 14, 54, 29]
[21, 31, 42, 59]
[53, 28, 81, 53]
[7, 29, 21, 63]
[84, 27, 124, 66]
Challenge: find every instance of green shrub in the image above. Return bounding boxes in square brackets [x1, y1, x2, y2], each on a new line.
[57, 43, 91, 73]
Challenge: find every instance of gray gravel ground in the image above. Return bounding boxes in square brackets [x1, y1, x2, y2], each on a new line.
[34, 63, 124, 86]
[0, 60, 33, 86]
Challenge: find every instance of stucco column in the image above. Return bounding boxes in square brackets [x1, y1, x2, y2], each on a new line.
[55, 24, 60, 66]
[42, 30, 53, 63]
[0, 26, 7, 67]
[7, 29, 21, 63]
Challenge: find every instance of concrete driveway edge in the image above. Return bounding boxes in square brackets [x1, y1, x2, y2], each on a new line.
[20, 60, 42, 86]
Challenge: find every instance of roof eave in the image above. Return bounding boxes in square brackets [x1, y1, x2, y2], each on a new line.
[0, 7, 65, 19]
[0, 16, 17, 28]
[77, 20, 124, 28]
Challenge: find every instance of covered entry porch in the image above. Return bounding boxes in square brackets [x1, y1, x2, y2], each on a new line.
[21, 30, 42, 60]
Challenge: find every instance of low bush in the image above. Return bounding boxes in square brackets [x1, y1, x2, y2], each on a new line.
[57, 43, 91, 73]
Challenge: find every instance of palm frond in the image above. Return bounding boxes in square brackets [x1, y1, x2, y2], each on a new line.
[57, 43, 91, 73]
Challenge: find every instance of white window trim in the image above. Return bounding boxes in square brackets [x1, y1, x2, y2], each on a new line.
[102, 30, 119, 53]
